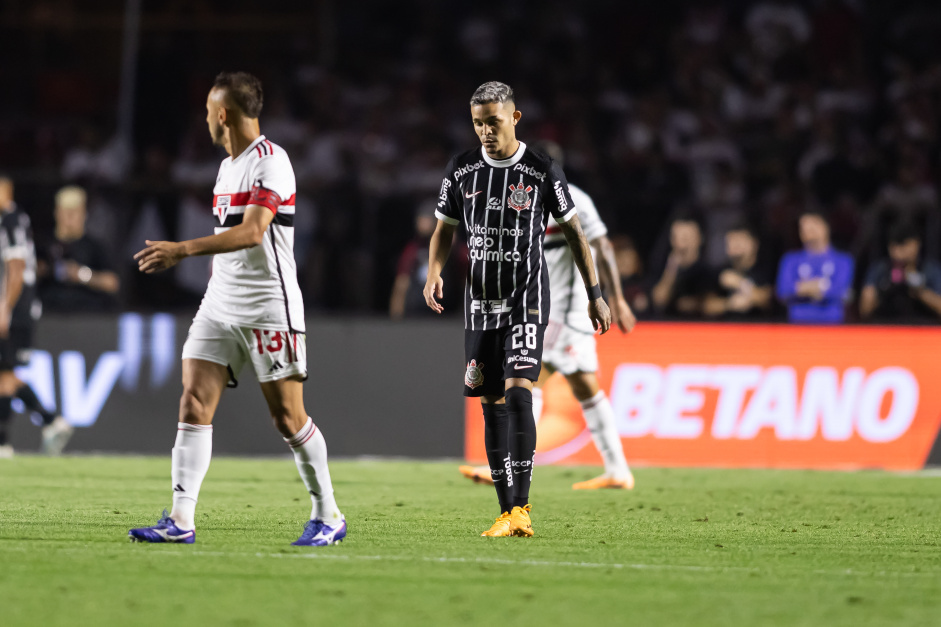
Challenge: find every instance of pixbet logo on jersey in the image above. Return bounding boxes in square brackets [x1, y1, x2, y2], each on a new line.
[512, 163, 546, 181]
[452, 161, 485, 181]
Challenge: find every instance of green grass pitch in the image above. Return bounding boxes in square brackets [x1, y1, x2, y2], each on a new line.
[1, 456, 940, 627]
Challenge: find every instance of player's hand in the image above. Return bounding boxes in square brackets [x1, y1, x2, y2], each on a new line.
[134, 240, 186, 273]
[609, 295, 636, 333]
[588, 297, 612, 334]
[423, 275, 444, 314]
[0, 308, 10, 339]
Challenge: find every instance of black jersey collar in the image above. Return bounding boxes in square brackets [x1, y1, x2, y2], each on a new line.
[481, 141, 527, 168]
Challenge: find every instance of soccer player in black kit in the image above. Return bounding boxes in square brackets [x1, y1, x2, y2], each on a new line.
[424, 82, 611, 537]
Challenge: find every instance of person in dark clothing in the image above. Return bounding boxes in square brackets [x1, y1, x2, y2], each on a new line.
[37, 186, 119, 313]
[860, 222, 941, 323]
[0, 175, 73, 457]
[651, 216, 712, 317]
[704, 223, 774, 320]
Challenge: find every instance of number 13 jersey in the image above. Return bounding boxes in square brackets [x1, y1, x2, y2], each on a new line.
[196, 135, 305, 334]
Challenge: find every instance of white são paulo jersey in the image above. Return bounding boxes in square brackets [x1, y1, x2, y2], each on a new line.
[543, 183, 608, 333]
[196, 135, 305, 333]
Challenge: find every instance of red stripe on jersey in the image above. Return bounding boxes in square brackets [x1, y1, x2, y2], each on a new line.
[247, 186, 282, 214]
[265, 140, 274, 155]
[214, 191, 252, 207]
[213, 191, 294, 211]
[256, 145, 263, 158]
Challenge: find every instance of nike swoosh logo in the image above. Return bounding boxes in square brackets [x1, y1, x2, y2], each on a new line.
[513, 364, 534, 370]
[465, 191, 483, 198]
[155, 528, 194, 542]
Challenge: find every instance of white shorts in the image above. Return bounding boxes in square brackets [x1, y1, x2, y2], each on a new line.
[542, 320, 598, 375]
[182, 318, 307, 386]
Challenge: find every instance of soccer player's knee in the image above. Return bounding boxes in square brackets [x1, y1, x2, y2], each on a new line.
[179, 390, 211, 424]
[504, 387, 533, 412]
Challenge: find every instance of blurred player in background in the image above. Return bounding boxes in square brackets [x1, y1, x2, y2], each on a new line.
[128, 72, 345, 546]
[0, 176, 73, 458]
[458, 142, 636, 491]
[425, 82, 611, 537]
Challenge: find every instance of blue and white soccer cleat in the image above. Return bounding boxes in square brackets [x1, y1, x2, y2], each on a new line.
[291, 517, 347, 546]
[128, 510, 195, 544]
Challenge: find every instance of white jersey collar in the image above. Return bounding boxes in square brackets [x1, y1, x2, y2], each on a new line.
[232, 135, 267, 163]
[481, 141, 526, 168]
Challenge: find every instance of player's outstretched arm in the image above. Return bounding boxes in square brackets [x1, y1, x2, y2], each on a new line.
[590, 234, 636, 333]
[560, 214, 611, 334]
[135, 205, 274, 273]
[423, 219, 456, 314]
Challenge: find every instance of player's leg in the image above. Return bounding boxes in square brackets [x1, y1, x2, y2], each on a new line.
[0, 329, 21, 457]
[465, 329, 516, 536]
[459, 363, 555, 485]
[129, 358, 226, 543]
[250, 327, 345, 547]
[260, 375, 346, 546]
[531, 363, 554, 425]
[0, 370, 15, 458]
[566, 371, 633, 490]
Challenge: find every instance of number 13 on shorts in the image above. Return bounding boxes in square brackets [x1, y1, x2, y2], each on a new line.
[251, 329, 302, 365]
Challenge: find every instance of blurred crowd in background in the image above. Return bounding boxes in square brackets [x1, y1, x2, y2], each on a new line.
[4, 0, 941, 323]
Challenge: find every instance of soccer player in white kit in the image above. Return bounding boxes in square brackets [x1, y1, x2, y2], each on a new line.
[128, 72, 345, 546]
[460, 142, 636, 490]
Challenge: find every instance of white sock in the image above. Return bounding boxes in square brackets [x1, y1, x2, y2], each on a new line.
[532, 387, 544, 426]
[285, 417, 342, 525]
[581, 392, 630, 479]
[169, 423, 213, 530]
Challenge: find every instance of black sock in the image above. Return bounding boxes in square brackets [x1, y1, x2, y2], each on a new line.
[482, 402, 513, 515]
[505, 387, 536, 509]
[16, 384, 55, 425]
[0, 397, 12, 445]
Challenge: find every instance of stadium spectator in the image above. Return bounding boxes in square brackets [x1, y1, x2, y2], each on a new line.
[859, 222, 941, 323]
[37, 186, 119, 313]
[776, 211, 855, 323]
[612, 235, 649, 315]
[704, 224, 774, 320]
[651, 216, 712, 318]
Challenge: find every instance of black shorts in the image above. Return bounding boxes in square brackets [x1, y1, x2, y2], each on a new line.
[463, 323, 546, 397]
[0, 322, 34, 370]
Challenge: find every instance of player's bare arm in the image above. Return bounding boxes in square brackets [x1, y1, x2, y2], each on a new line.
[134, 205, 275, 273]
[0, 257, 24, 338]
[559, 214, 611, 333]
[590, 234, 636, 333]
[423, 219, 456, 314]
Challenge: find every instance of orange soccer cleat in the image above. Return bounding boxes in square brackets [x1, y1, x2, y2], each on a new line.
[459, 465, 493, 485]
[481, 512, 513, 537]
[508, 504, 534, 537]
[572, 473, 635, 491]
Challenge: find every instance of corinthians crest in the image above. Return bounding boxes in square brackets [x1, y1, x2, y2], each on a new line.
[507, 183, 533, 211]
[465, 359, 485, 389]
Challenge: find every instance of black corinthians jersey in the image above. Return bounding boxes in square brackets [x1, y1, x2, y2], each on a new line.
[435, 141, 577, 330]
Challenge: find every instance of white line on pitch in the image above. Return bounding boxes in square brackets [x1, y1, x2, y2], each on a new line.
[152, 549, 935, 577]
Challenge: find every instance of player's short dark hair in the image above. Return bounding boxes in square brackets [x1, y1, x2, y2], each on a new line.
[470, 81, 515, 107]
[888, 221, 920, 245]
[213, 72, 264, 118]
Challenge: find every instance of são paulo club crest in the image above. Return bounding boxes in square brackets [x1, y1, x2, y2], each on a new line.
[507, 183, 533, 211]
[465, 359, 485, 389]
